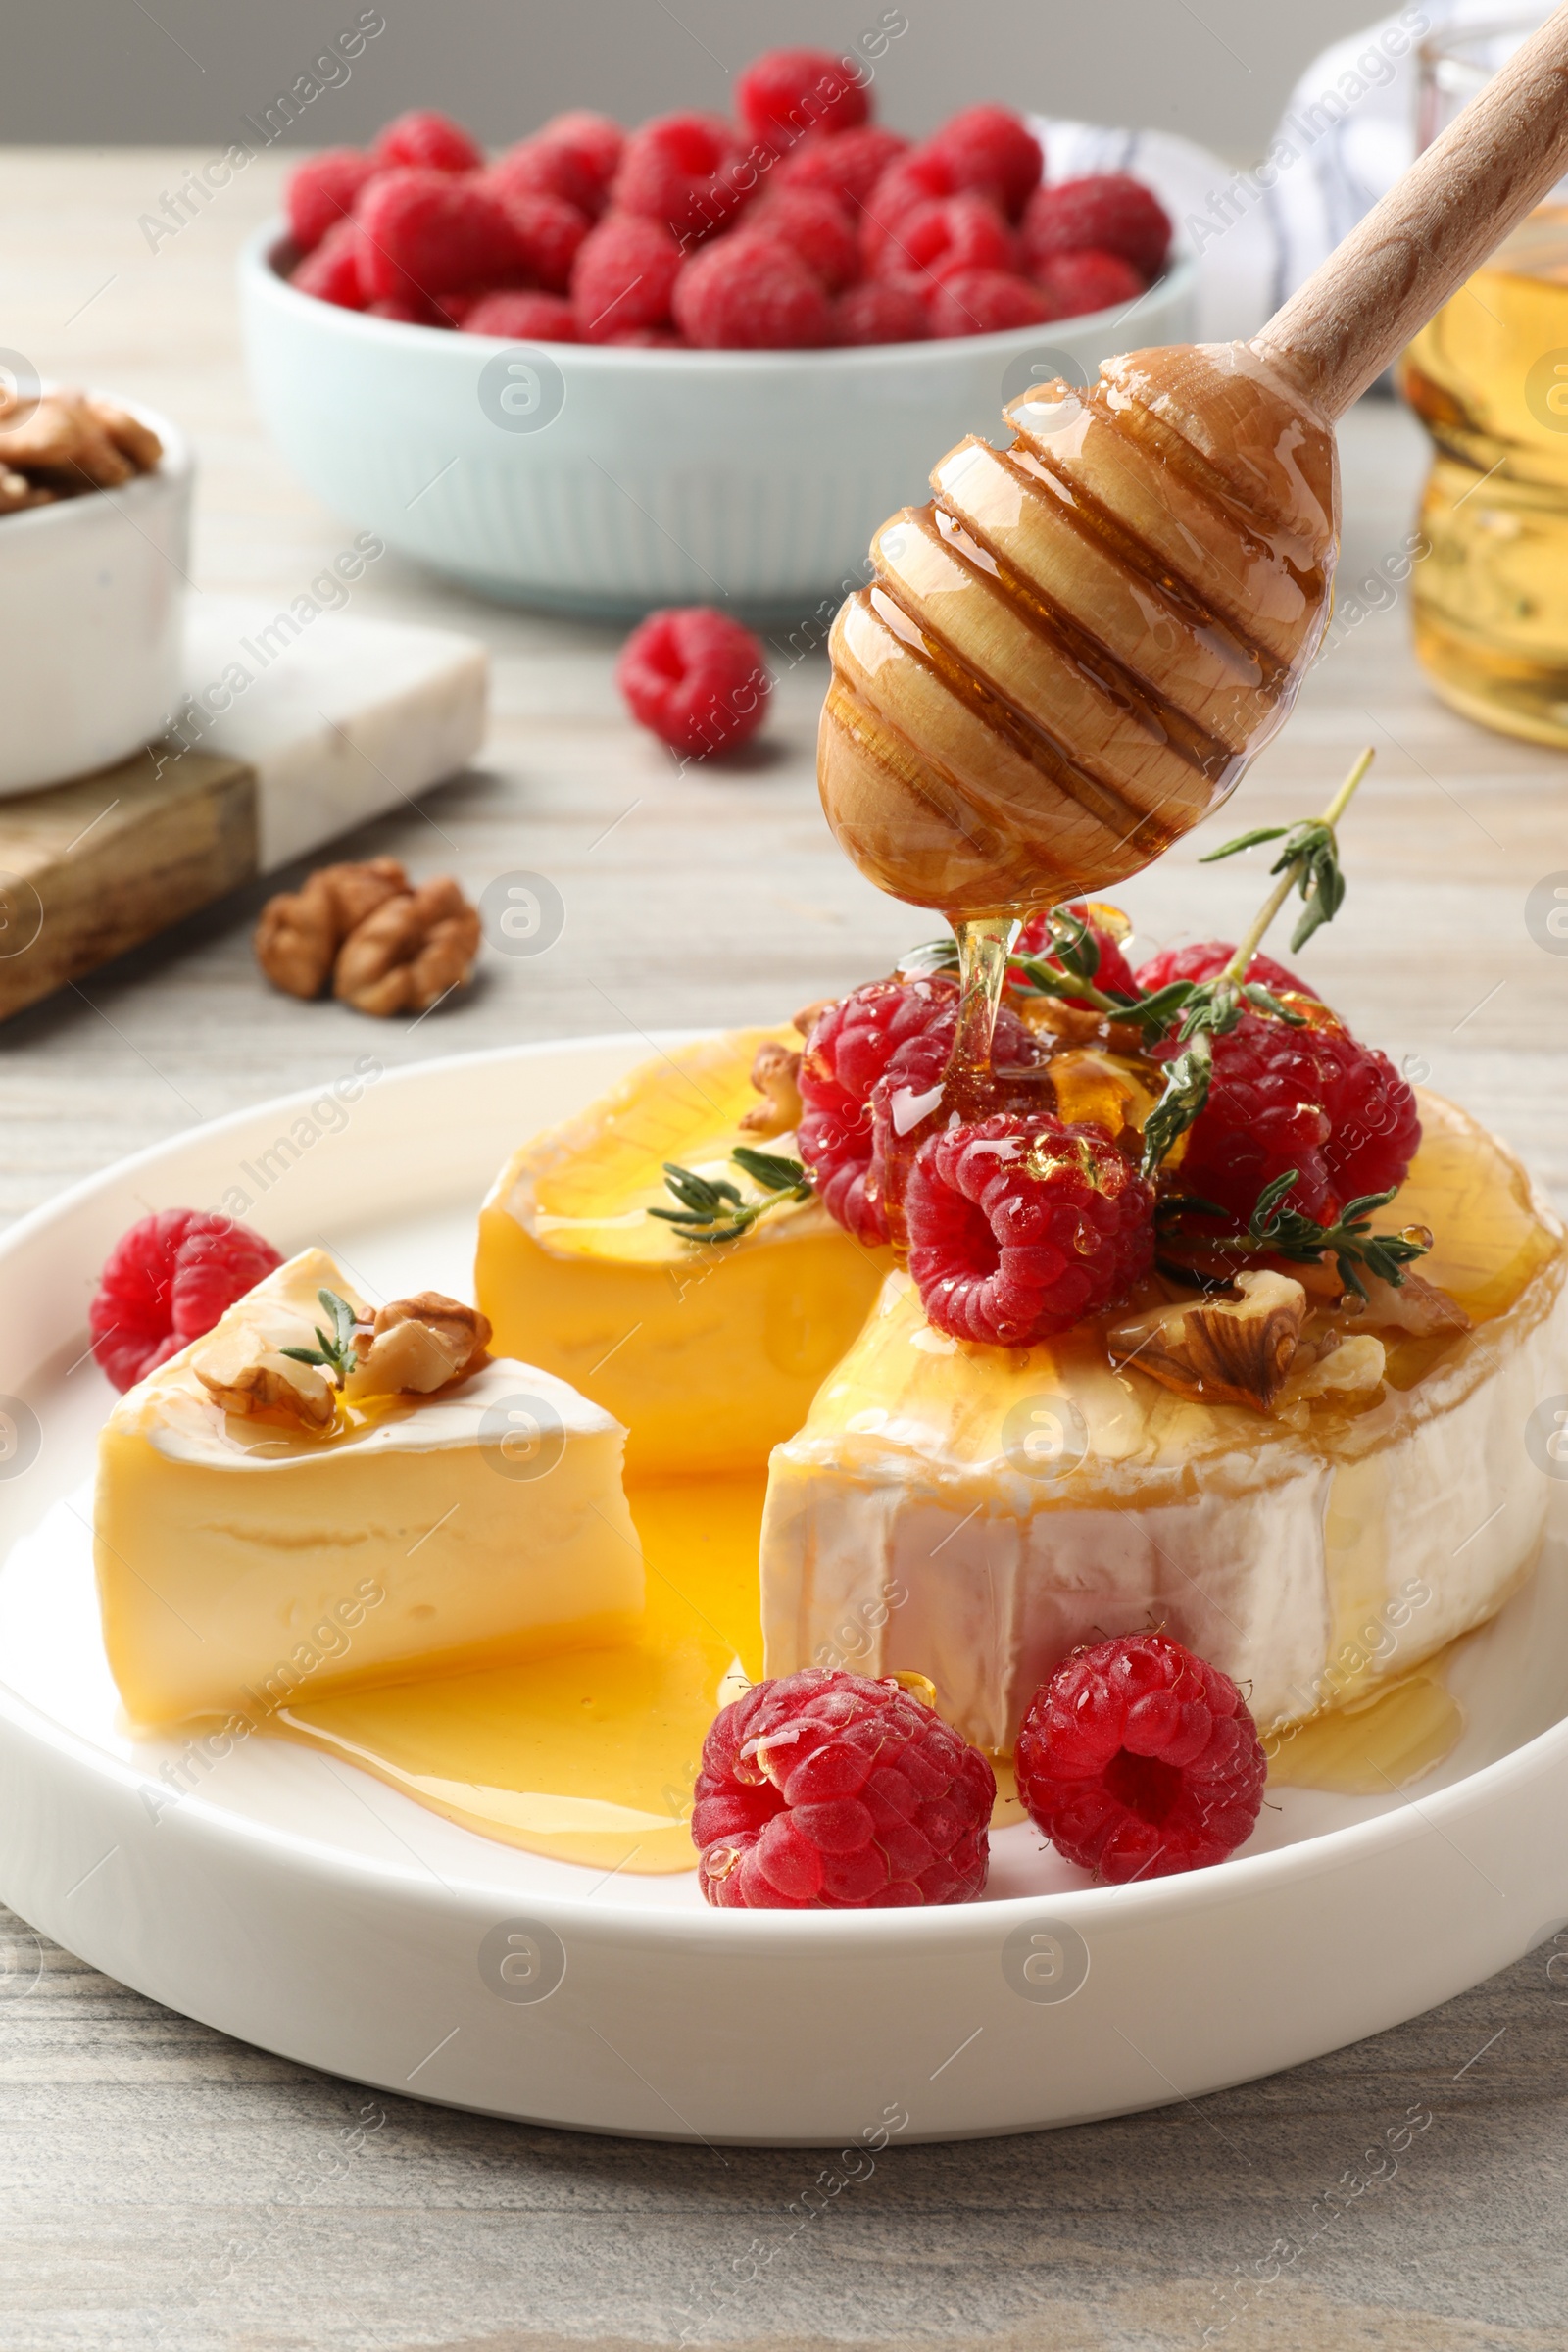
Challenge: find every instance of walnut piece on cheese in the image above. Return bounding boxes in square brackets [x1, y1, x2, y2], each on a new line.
[193, 1339, 336, 1429]
[738, 1038, 804, 1136]
[344, 1292, 492, 1399]
[1108, 1269, 1307, 1413]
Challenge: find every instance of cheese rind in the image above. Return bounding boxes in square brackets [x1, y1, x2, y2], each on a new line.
[761, 1095, 1568, 1748]
[95, 1249, 643, 1724]
[475, 1028, 889, 1476]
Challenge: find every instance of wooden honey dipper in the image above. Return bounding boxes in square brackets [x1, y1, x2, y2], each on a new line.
[820, 6, 1568, 919]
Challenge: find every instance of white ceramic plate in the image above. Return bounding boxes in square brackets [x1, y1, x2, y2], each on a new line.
[1, 1037, 1565, 2146]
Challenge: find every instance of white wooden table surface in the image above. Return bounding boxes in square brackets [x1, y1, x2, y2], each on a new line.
[3, 150, 1568, 2352]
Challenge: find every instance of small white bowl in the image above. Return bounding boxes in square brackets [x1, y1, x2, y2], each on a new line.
[0, 403, 190, 797]
[239, 226, 1197, 618]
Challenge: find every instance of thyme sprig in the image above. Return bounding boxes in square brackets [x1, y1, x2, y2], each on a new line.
[650, 1145, 812, 1246]
[1156, 1170, 1433, 1298]
[1137, 747, 1375, 1179]
[279, 1288, 363, 1388]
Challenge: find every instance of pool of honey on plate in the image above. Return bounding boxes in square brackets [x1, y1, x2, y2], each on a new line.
[264, 1090, 1559, 1871]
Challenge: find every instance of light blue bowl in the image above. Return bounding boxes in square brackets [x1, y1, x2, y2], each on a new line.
[239, 225, 1199, 620]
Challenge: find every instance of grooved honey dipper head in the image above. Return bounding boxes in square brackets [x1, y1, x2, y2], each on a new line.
[817, 340, 1339, 917]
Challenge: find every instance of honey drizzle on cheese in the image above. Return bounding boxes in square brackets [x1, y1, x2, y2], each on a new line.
[262, 1098, 1555, 1868]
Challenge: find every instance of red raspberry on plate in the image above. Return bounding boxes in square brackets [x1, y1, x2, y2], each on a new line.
[831, 278, 930, 346]
[734, 48, 872, 155]
[1034, 247, 1145, 318]
[1015, 1632, 1267, 1883]
[1013, 902, 1139, 1006]
[358, 170, 521, 301]
[462, 289, 577, 340]
[291, 218, 366, 309]
[874, 191, 1017, 286]
[535, 111, 625, 214]
[926, 104, 1044, 219]
[370, 109, 483, 176]
[777, 125, 909, 215]
[928, 269, 1054, 338]
[1156, 1010, 1421, 1224]
[488, 187, 589, 292]
[798, 978, 1037, 1247]
[693, 1668, 995, 1909]
[90, 1211, 283, 1395]
[570, 214, 683, 339]
[672, 231, 831, 350]
[750, 188, 860, 291]
[1021, 173, 1173, 283]
[285, 148, 376, 253]
[906, 1110, 1153, 1346]
[1133, 939, 1309, 1001]
[612, 111, 750, 244]
[615, 607, 770, 758]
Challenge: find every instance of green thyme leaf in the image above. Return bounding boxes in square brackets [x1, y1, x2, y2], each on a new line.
[651, 1150, 814, 1248]
[278, 1288, 362, 1387]
[1139, 1039, 1213, 1178]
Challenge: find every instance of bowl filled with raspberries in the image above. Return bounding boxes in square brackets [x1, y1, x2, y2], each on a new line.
[240, 51, 1194, 615]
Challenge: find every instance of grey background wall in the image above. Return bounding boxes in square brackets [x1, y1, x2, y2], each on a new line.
[6, 0, 1402, 161]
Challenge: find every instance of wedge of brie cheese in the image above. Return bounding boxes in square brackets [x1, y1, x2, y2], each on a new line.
[761, 1094, 1568, 1749]
[95, 1249, 643, 1724]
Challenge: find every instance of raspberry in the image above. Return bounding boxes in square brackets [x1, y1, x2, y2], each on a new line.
[285, 148, 376, 253]
[906, 1111, 1153, 1346]
[693, 1669, 995, 1909]
[926, 105, 1044, 219]
[358, 170, 522, 301]
[1022, 173, 1173, 283]
[1013, 902, 1139, 1005]
[873, 192, 1017, 286]
[831, 278, 929, 345]
[858, 150, 956, 267]
[615, 607, 770, 757]
[798, 978, 1037, 1247]
[1133, 939, 1309, 1000]
[291, 218, 366, 309]
[491, 132, 606, 220]
[461, 289, 577, 339]
[1157, 1011, 1421, 1224]
[488, 187, 589, 292]
[776, 125, 909, 214]
[570, 213, 683, 340]
[750, 188, 860, 291]
[90, 1211, 283, 1394]
[366, 292, 451, 327]
[1015, 1633, 1267, 1883]
[604, 326, 688, 347]
[612, 112, 750, 244]
[536, 111, 625, 213]
[928, 269, 1054, 338]
[370, 110, 483, 176]
[671, 231, 831, 350]
[1035, 247, 1145, 318]
[733, 48, 872, 154]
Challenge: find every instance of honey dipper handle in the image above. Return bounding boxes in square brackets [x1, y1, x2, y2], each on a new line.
[1251, 3, 1568, 418]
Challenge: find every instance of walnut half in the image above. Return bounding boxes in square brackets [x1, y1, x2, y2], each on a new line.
[193, 1340, 336, 1430]
[342, 1293, 492, 1399]
[738, 1038, 804, 1136]
[255, 858, 410, 1000]
[1108, 1270, 1307, 1413]
[333, 876, 481, 1017]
